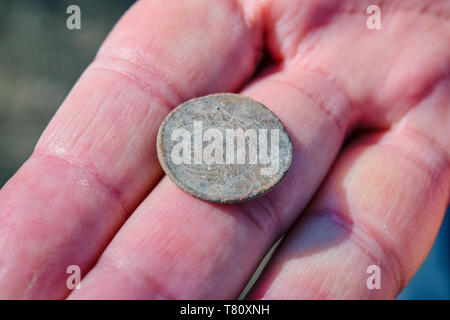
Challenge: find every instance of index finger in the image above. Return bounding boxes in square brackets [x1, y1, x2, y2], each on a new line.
[0, 0, 259, 299]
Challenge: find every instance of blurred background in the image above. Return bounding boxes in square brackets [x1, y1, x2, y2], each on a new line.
[0, 0, 448, 299]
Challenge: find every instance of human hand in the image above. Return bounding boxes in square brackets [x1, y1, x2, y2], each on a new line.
[0, 0, 449, 299]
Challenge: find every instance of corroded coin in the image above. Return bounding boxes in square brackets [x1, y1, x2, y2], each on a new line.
[157, 93, 292, 203]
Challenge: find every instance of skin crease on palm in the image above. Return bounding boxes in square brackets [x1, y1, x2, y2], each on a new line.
[0, 0, 449, 300]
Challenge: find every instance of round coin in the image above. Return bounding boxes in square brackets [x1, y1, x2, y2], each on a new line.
[157, 93, 292, 203]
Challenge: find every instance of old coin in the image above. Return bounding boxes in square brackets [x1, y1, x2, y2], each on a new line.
[157, 93, 292, 203]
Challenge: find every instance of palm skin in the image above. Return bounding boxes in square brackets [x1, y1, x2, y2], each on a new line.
[0, 0, 448, 299]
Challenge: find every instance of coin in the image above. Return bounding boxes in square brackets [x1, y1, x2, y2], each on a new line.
[157, 93, 292, 203]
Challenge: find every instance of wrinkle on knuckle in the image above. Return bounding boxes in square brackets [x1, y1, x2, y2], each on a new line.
[98, 255, 176, 299]
[381, 126, 450, 196]
[237, 192, 282, 236]
[92, 48, 184, 109]
[321, 209, 406, 295]
[31, 149, 128, 213]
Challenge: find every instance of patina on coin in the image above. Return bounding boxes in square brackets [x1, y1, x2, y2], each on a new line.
[157, 93, 292, 203]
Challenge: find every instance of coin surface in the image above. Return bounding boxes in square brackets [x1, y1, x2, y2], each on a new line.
[157, 93, 292, 203]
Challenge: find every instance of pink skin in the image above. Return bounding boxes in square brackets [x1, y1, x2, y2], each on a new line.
[0, 0, 448, 299]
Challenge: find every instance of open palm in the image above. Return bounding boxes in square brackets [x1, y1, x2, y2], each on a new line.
[0, 0, 449, 299]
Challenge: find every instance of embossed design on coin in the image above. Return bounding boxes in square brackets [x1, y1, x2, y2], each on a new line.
[157, 93, 292, 203]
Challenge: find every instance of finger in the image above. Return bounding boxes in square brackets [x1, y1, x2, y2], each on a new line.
[0, 0, 259, 299]
[248, 83, 450, 299]
[69, 60, 360, 299]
